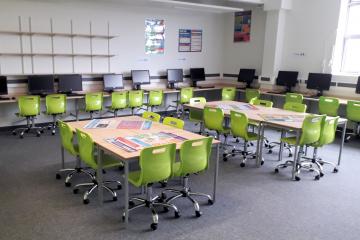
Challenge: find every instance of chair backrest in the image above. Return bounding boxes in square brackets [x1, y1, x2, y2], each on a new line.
[250, 98, 273, 108]
[128, 90, 144, 108]
[222, 87, 236, 101]
[46, 94, 66, 115]
[317, 116, 339, 146]
[111, 91, 127, 110]
[299, 115, 326, 146]
[58, 120, 78, 156]
[148, 90, 163, 106]
[142, 111, 161, 122]
[163, 117, 184, 129]
[189, 97, 206, 122]
[203, 107, 225, 132]
[18, 95, 41, 117]
[177, 137, 213, 176]
[285, 93, 303, 104]
[180, 87, 194, 104]
[245, 88, 260, 103]
[76, 129, 97, 169]
[284, 102, 307, 113]
[85, 92, 103, 112]
[318, 96, 339, 117]
[346, 100, 360, 122]
[230, 110, 250, 139]
[138, 143, 176, 185]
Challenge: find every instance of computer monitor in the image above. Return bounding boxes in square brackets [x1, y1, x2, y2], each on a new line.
[131, 70, 150, 90]
[276, 71, 299, 92]
[356, 77, 360, 94]
[306, 73, 332, 96]
[28, 75, 55, 95]
[103, 74, 124, 92]
[238, 68, 256, 88]
[167, 69, 183, 89]
[0, 76, 8, 96]
[58, 74, 82, 94]
[190, 68, 205, 87]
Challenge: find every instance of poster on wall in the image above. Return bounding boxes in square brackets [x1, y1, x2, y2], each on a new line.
[178, 29, 202, 52]
[145, 19, 165, 54]
[234, 11, 252, 42]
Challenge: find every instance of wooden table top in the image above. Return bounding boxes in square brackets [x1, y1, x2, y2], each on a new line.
[67, 115, 220, 160]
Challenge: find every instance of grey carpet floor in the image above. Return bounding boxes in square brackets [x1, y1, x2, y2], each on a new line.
[1, 121, 360, 240]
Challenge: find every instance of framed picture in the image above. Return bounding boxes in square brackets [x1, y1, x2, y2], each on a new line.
[234, 11, 251, 42]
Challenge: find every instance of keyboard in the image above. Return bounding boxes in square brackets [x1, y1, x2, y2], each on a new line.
[236, 87, 246, 90]
[198, 86, 215, 89]
[266, 91, 286, 94]
[0, 97, 10, 101]
[66, 93, 84, 97]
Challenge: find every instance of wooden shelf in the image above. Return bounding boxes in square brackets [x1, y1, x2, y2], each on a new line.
[0, 53, 115, 57]
[0, 30, 117, 39]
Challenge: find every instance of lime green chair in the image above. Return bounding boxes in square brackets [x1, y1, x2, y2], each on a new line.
[45, 94, 66, 135]
[163, 117, 184, 129]
[345, 100, 360, 142]
[12, 95, 43, 138]
[189, 97, 206, 133]
[146, 90, 163, 112]
[85, 92, 103, 119]
[142, 111, 161, 122]
[177, 87, 194, 118]
[108, 91, 127, 117]
[318, 96, 339, 117]
[250, 98, 273, 108]
[161, 137, 213, 218]
[128, 90, 144, 115]
[56, 120, 94, 187]
[223, 111, 263, 167]
[275, 114, 326, 181]
[73, 129, 122, 204]
[222, 87, 236, 101]
[245, 88, 260, 103]
[124, 143, 180, 231]
[302, 116, 340, 176]
[203, 107, 230, 152]
[285, 93, 303, 104]
[267, 102, 308, 156]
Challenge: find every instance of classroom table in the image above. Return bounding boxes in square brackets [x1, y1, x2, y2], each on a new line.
[66, 115, 220, 226]
[184, 100, 348, 181]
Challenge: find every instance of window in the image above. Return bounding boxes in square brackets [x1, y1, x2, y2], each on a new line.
[341, 0, 360, 73]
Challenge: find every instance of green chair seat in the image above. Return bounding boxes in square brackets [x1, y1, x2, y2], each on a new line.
[245, 88, 260, 103]
[222, 87, 236, 101]
[319, 96, 339, 117]
[280, 136, 297, 145]
[128, 171, 142, 187]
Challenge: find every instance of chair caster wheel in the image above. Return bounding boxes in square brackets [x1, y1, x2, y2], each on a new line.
[174, 211, 180, 218]
[333, 168, 338, 173]
[289, 153, 293, 157]
[295, 176, 301, 181]
[129, 200, 135, 207]
[268, 150, 273, 154]
[264, 143, 269, 147]
[208, 199, 214, 205]
[163, 207, 169, 213]
[118, 165, 124, 171]
[235, 139, 240, 143]
[83, 199, 89, 204]
[252, 155, 257, 159]
[240, 163, 245, 168]
[222, 153, 227, 157]
[40, 130, 44, 133]
[231, 154, 235, 157]
[161, 192, 167, 200]
[223, 157, 228, 162]
[51, 131, 55, 135]
[65, 182, 71, 187]
[117, 184, 122, 190]
[250, 142, 254, 146]
[73, 188, 79, 194]
[160, 181, 167, 188]
[314, 175, 320, 181]
[274, 168, 279, 173]
[20, 135, 24, 139]
[56, 173, 61, 179]
[320, 172, 324, 177]
[150, 223, 158, 231]
[113, 196, 117, 201]
[195, 211, 202, 218]
[36, 133, 41, 137]
[260, 160, 264, 165]
[12, 131, 16, 135]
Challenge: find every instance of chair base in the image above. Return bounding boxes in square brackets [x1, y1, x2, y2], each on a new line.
[123, 185, 180, 230]
[223, 140, 263, 167]
[56, 167, 95, 187]
[267, 141, 293, 157]
[12, 116, 43, 138]
[301, 147, 338, 176]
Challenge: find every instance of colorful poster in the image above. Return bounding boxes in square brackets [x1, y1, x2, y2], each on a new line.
[178, 29, 202, 52]
[145, 19, 165, 54]
[117, 120, 152, 130]
[259, 114, 305, 122]
[84, 119, 112, 129]
[234, 11, 251, 42]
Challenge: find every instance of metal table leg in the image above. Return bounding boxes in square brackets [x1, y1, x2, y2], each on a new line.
[61, 145, 65, 169]
[257, 123, 265, 167]
[213, 143, 220, 203]
[124, 160, 129, 225]
[96, 146, 103, 205]
[292, 129, 301, 180]
[75, 99, 79, 121]
[337, 120, 347, 167]
[278, 130, 285, 162]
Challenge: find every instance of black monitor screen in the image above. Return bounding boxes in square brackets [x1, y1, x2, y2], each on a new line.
[306, 73, 332, 91]
[58, 74, 82, 93]
[167, 69, 183, 83]
[356, 77, 360, 94]
[276, 71, 299, 87]
[0, 76, 8, 95]
[28, 75, 54, 94]
[131, 70, 150, 85]
[190, 68, 205, 82]
[238, 68, 256, 83]
[104, 74, 124, 90]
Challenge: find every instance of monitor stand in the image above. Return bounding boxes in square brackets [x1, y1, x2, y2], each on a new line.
[133, 84, 141, 90]
[191, 81, 198, 88]
[316, 90, 323, 97]
[168, 82, 175, 89]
